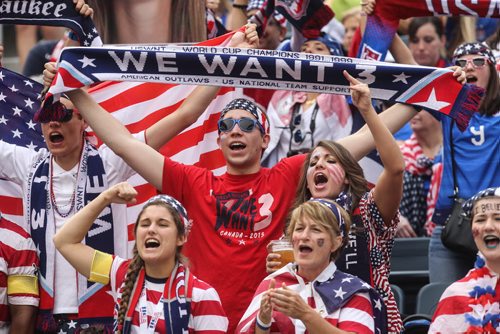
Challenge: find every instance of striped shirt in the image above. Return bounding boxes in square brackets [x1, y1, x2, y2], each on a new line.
[237, 262, 377, 334]
[108, 256, 228, 333]
[0, 217, 39, 330]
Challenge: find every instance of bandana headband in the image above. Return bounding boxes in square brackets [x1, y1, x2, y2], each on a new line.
[462, 187, 500, 218]
[309, 199, 347, 239]
[453, 42, 495, 65]
[146, 195, 191, 237]
[306, 33, 344, 56]
[220, 98, 269, 134]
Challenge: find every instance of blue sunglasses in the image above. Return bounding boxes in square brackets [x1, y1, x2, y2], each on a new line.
[217, 117, 264, 133]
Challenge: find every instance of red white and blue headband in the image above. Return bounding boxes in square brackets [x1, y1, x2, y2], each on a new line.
[309, 198, 346, 239]
[453, 42, 495, 65]
[145, 194, 191, 237]
[220, 98, 269, 134]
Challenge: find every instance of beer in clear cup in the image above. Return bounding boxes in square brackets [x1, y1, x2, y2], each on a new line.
[270, 240, 294, 268]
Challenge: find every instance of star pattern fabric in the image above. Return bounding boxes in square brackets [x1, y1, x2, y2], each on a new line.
[0, 67, 44, 150]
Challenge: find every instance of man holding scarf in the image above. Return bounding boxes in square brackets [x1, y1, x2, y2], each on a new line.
[0, 74, 228, 332]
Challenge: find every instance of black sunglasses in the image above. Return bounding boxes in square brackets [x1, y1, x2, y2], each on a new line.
[218, 117, 264, 133]
[39, 101, 74, 123]
[454, 57, 489, 68]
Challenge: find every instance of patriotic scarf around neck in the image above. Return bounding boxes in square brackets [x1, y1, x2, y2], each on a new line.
[27, 140, 114, 326]
[39, 40, 483, 131]
[0, 0, 102, 47]
[121, 263, 191, 334]
[358, 0, 500, 61]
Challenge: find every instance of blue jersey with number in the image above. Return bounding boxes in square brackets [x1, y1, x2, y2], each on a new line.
[433, 111, 500, 225]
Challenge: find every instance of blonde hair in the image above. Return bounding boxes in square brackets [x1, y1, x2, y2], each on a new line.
[287, 200, 351, 261]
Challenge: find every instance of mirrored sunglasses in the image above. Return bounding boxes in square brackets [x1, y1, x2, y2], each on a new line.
[217, 117, 264, 133]
[454, 57, 489, 69]
[38, 101, 74, 123]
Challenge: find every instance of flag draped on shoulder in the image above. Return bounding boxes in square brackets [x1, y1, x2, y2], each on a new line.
[40, 41, 482, 131]
[0, 67, 44, 225]
[0, 0, 102, 46]
[358, 0, 500, 61]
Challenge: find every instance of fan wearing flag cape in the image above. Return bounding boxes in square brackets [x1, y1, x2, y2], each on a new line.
[237, 199, 387, 334]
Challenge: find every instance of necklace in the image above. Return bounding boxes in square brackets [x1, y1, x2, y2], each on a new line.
[49, 159, 78, 218]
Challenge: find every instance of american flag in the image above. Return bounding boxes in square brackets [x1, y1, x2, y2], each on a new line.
[0, 31, 260, 250]
[0, 67, 44, 225]
[0, 70, 241, 247]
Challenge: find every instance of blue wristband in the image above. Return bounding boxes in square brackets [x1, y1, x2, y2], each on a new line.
[256, 315, 271, 331]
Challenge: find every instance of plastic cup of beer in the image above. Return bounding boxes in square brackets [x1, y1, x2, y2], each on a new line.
[270, 240, 294, 269]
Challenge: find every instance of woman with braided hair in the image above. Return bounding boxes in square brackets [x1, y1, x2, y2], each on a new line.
[53, 182, 228, 333]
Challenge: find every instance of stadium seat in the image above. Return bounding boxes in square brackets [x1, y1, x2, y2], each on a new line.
[390, 237, 430, 280]
[415, 282, 449, 316]
[390, 284, 405, 315]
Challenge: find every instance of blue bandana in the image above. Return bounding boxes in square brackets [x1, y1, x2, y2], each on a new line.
[309, 198, 347, 239]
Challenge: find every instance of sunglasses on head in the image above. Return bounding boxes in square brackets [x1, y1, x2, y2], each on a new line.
[39, 101, 74, 123]
[217, 117, 264, 133]
[454, 57, 490, 68]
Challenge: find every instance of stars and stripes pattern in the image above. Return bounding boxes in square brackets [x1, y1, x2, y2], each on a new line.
[237, 262, 386, 333]
[430, 263, 500, 333]
[0, 68, 44, 225]
[0, 25, 243, 243]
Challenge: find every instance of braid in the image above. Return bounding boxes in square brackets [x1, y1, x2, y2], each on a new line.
[115, 247, 144, 334]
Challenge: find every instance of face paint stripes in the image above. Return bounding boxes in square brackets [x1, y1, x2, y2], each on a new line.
[326, 164, 345, 186]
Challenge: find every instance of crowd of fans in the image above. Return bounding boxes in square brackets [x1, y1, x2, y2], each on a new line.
[0, 0, 498, 333]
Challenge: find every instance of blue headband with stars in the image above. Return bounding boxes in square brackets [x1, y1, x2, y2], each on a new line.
[309, 198, 347, 239]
